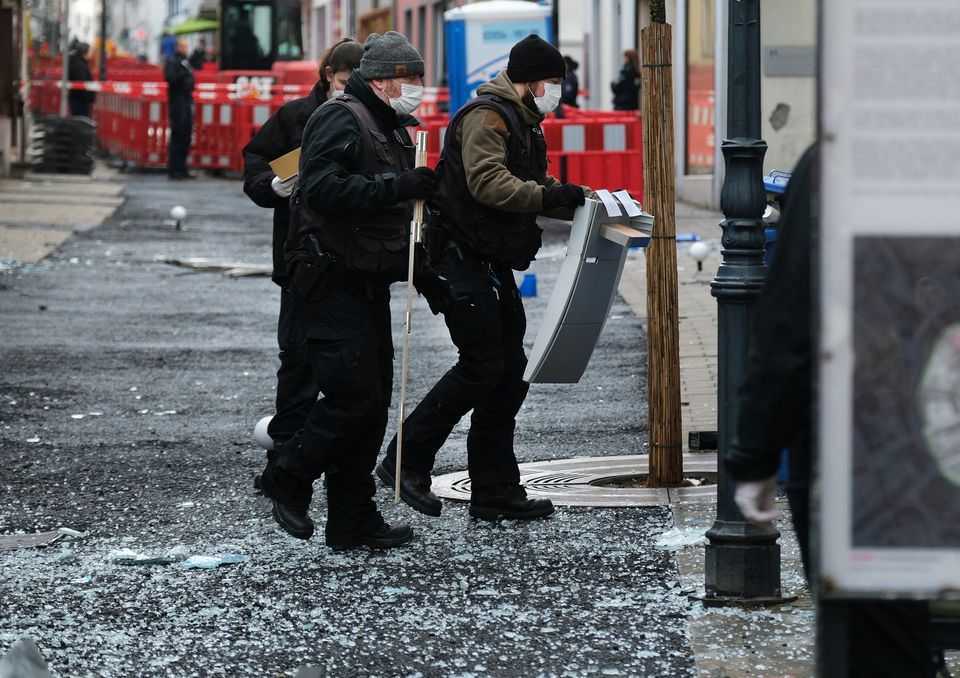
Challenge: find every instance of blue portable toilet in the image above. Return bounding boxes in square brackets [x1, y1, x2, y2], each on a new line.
[444, 0, 553, 114]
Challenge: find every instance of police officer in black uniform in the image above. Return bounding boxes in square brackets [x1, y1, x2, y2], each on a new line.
[259, 32, 436, 550]
[164, 38, 195, 180]
[376, 35, 588, 521]
[242, 39, 363, 480]
[67, 42, 96, 117]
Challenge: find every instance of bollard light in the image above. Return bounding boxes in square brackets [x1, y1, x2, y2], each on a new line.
[689, 241, 710, 272]
[254, 415, 275, 451]
[170, 205, 187, 231]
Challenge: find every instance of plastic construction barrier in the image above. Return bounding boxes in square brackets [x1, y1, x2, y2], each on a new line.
[29, 80, 314, 171]
[686, 89, 715, 170]
[29, 75, 641, 194]
[414, 113, 644, 199]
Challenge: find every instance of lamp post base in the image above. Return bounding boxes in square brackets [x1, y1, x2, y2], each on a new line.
[705, 537, 783, 601]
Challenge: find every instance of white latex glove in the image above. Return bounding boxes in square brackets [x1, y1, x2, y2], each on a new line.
[271, 175, 296, 198]
[734, 476, 780, 525]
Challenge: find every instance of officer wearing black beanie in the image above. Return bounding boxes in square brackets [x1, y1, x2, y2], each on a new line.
[376, 34, 590, 523]
[505, 34, 566, 84]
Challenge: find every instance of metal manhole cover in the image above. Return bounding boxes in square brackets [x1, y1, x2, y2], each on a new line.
[433, 454, 717, 507]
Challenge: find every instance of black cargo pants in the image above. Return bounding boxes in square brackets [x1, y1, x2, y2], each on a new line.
[267, 287, 319, 446]
[167, 97, 193, 176]
[273, 275, 393, 544]
[386, 251, 528, 489]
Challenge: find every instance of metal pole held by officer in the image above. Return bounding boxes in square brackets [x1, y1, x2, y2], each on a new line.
[396, 130, 430, 504]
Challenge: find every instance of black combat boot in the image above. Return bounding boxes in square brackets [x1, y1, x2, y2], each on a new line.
[258, 464, 315, 540]
[252, 448, 278, 494]
[469, 484, 554, 520]
[328, 522, 415, 552]
[376, 455, 442, 517]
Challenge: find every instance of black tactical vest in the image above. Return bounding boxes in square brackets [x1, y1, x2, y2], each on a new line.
[431, 94, 548, 271]
[290, 94, 413, 277]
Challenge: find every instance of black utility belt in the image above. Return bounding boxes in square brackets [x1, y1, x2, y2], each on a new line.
[290, 261, 393, 301]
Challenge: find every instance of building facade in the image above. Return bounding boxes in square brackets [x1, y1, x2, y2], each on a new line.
[583, 0, 816, 208]
[296, 0, 815, 209]
[665, 0, 816, 207]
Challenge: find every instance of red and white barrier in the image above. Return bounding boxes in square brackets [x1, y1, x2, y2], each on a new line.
[29, 77, 642, 195]
[411, 113, 643, 199]
[687, 89, 715, 170]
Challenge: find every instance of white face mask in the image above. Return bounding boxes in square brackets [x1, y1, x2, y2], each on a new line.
[330, 87, 345, 99]
[533, 82, 562, 114]
[388, 81, 424, 115]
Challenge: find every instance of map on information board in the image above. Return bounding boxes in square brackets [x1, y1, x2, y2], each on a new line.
[851, 237, 960, 549]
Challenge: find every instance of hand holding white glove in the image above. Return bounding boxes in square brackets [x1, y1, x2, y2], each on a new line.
[733, 476, 780, 526]
[271, 175, 296, 198]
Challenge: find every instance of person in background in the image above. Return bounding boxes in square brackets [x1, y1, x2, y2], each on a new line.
[160, 31, 176, 62]
[729, 145, 942, 678]
[164, 38, 195, 180]
[611, 48, 640, 111]
[67, 42, 96, 118]
[560, 55, 579, 108]
[188, 37, 209, 71]
[241, 38, 364, 491]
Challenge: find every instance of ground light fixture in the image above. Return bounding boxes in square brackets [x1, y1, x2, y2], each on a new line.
[689, 241, 710, 272]
[170, 205, 187, 230]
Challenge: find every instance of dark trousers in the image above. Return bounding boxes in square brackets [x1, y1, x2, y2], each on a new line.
[386, 253, 528, 489]
[790, 436, 937, 676]
[267, 287, 318, 446]
[167, 97, 193, 176]
[69, 96, 91, 117]
[274, 279, 393, 544]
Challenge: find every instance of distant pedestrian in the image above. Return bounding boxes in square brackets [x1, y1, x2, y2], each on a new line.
[188, 37, 209, 71]
[164, 38, 195, 180]
[160, 31, 176, 61]
[67, 42, 96, 118]
[241, 38, 363, 489]
[376, 34, 590, 522]
[612, 48, 640, 111]
[561, 55, 579, 108]
[258, 32, 436, 550]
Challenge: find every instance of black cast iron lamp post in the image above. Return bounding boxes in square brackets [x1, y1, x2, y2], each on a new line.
[704, 0, 783, 602]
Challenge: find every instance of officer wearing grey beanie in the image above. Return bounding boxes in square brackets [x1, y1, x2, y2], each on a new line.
[258, 31, 437, 551]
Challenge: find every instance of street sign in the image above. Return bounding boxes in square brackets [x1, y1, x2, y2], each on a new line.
[819, 0, 960, 596]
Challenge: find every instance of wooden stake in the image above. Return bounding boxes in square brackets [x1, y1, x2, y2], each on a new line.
[642, 22, 684, 487]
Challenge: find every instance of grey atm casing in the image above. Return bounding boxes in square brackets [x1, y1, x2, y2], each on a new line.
[524, 195, 654, 384]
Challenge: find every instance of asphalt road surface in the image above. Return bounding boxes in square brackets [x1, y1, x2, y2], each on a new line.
[0, 173, 693, 677]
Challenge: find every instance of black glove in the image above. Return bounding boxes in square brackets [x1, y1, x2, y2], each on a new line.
[413, 253, 458, 315]
[542, 183, 586, 211]
[396, 167, 438, 201]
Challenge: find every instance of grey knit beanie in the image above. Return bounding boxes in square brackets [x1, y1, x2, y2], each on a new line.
[358, 31, 425, 79]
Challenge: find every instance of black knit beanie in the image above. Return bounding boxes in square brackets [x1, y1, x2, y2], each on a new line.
[505, 35, 565, 83]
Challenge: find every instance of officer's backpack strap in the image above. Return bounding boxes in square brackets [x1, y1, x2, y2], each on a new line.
[291, 93, 411, 277]
[440, 94, 526, 169]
